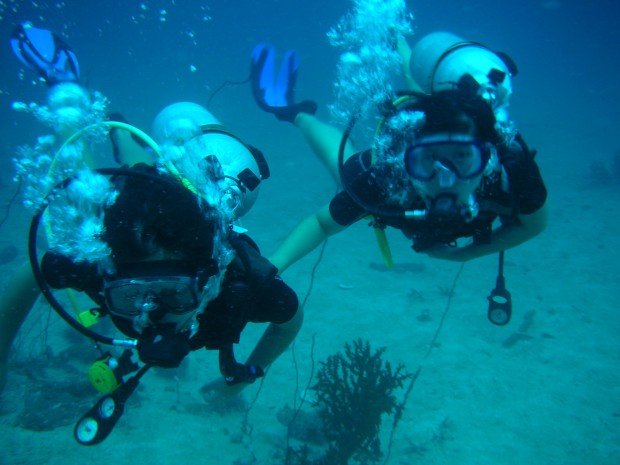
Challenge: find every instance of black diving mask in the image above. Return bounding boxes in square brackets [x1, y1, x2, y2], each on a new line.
[404, 135, 491, 224]
[404, 134, 490, 181]
[105, 276, 199, 319]
[103, 260, 218, 332]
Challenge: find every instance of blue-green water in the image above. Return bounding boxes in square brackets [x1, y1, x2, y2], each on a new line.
[0, 1, 618, 464]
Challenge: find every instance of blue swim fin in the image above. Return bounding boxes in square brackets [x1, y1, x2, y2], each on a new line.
[10, 22, 79, 85]
[250, 43, 316, 123]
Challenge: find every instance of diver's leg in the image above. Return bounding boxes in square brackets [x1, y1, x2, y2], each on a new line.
[111, 128, 154, 166]
[0, 262, 40, 393]
[397, 36, 423, 93]
[244, 305, 304, 369]
[293, 113, 357, 183]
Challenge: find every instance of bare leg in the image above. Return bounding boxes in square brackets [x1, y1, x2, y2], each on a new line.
[292, 36, 422, 181]
[245, 306, 304, 369]
[397, 35, 423, 93]
[0, 262, 40, 393]
[112, 129, 155, 166]
[293, 113, 357, 182]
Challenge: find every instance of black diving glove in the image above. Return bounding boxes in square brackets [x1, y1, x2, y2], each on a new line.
[250, 43, 317, 123]
[218, 345, 265, 386]
[223, 363, 265, 386]
[137, 328, 190, 368]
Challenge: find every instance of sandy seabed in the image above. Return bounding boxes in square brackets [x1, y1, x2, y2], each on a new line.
[0, 163, 618, 465]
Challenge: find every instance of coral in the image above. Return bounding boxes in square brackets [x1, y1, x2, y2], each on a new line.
[287, 339, 411, 465]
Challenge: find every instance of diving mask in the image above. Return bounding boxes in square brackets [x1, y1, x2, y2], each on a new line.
[103, 260, 218, 333]
[404, 134, 490, 181]
[404, 134, 492, 223]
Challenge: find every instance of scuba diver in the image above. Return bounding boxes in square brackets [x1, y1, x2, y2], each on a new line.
[248, 34, 547, 319]
[32, 158, 298, 445]
[0, 23, 301, 444]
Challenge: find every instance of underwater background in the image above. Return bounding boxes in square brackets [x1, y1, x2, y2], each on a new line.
[0, 0, 618, 464]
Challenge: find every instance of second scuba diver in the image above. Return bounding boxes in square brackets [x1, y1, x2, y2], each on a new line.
[248, 32, 548, 320]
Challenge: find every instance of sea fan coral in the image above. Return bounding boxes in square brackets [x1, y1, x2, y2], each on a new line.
[287, 339, 411, 465]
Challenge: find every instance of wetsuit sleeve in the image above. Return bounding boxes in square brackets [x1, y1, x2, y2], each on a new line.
[501, 137, 548, 215]
[193, 235, 298, 350]
[194, 279, 252, 350]
[248, 274, 298, 325]
[236, 236, 298, 325]
[329, 150, 383, 226]
[195, 277, 297, 350]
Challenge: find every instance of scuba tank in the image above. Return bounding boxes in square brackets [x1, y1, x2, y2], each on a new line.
[151, 102, 269, 219]
[409, 31, 517, 118]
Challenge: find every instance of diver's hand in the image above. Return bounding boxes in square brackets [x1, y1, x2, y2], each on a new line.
[198, 365, 263, 403]
[137, 330, 190, 368]
[218, 344, 265, 386]
[250, 43, 317, 123]
[223, 362, 264, 386]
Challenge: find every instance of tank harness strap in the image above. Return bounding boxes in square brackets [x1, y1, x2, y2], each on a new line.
[228, 233, 278, 286]
[430, 41, 483, 92]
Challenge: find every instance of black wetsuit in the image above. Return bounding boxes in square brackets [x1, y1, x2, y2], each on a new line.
[41, 233, 298, 352]
[190, 233, 298, 350]
[329, 135, 547, 251]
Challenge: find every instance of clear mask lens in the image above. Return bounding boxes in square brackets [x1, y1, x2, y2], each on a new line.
[104, 276, 199, 322]
[405, 139, 487, 180]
